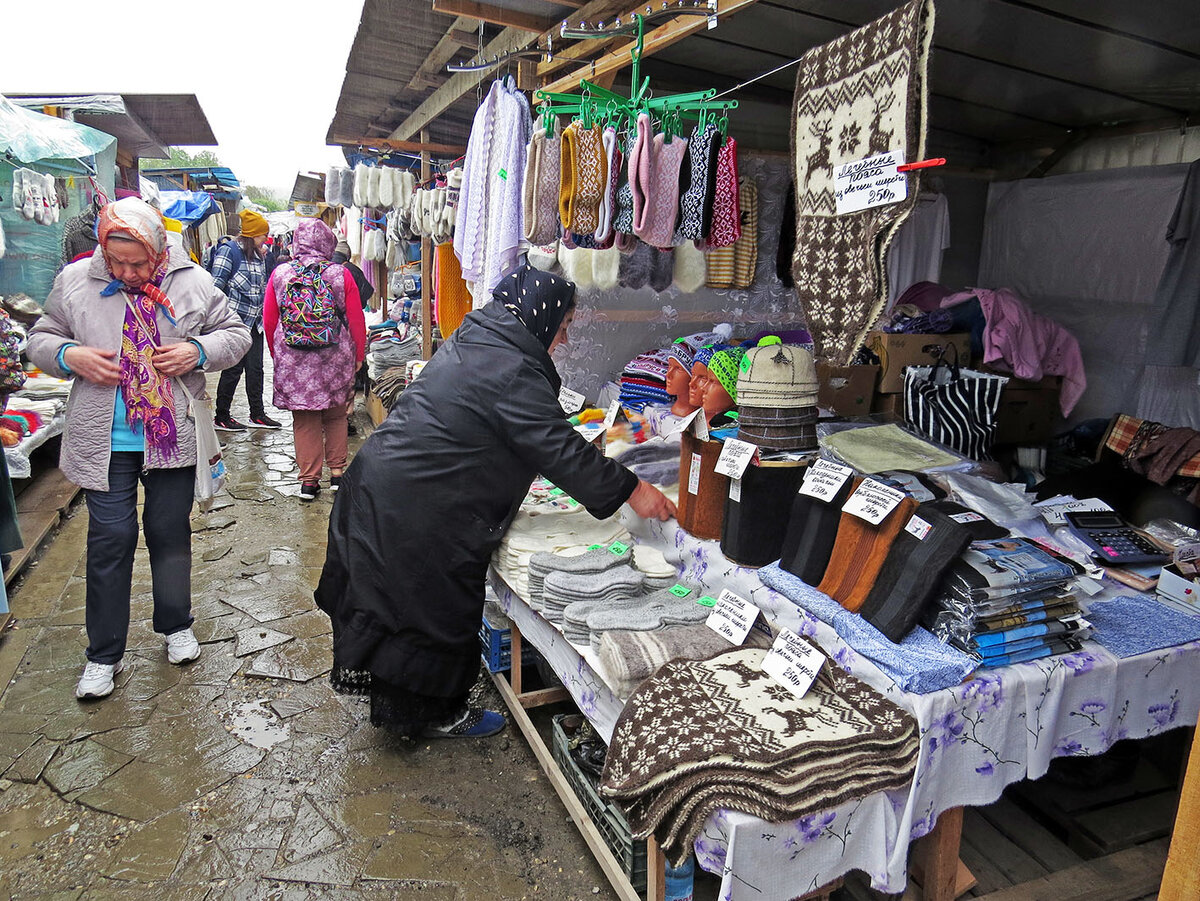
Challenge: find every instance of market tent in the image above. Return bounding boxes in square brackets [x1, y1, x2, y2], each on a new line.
[158, 190, 221, 226]
[0, 95, 114, 166]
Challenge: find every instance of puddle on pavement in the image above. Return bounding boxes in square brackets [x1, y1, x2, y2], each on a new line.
[226, 700, 290, 750]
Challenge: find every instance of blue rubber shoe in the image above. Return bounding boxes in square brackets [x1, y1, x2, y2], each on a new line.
[423, 708, 507, 739]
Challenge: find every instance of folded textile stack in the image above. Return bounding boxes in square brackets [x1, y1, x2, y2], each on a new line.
[600, 646, 920, 864]
[619, 348, 673, 411]
[597, 624, 773, 697]
[735, 337, 821, 452]
[366, 331, 422, 381]
[614, 439, 681, 486]
[542, 566, 645, 624]
[492, 505, 629, 598]
[562, 595, 647, 644]
[925, 538, 1089, 666]
[529, 545, 627, 609]
[586, 586, 718, 654]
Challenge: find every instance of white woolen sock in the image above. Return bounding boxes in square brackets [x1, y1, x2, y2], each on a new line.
[594, 247, 620, 290]
[378, 167, 394, 208]
[353, 164, 369, 207]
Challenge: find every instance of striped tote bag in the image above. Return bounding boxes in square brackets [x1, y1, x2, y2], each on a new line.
[903, 348, 1008, 459]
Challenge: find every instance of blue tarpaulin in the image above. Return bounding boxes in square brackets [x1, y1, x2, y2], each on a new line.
[159, 190, 221, 225]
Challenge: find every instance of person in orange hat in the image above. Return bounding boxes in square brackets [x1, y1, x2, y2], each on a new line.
[211, 209, 281, 431]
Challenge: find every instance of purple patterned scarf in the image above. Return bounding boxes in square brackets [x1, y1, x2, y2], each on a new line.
[120, 287, 179, 458]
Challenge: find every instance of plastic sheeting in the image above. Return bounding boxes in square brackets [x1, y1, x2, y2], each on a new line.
[0, 95, 114, 163]
[159, 190, 220, 225]
[978, 163, 1190, 425]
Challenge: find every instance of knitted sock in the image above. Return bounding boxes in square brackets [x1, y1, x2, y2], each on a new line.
[619, 240, 654, 290]
[677, 123, 721, 241]
[527, 241, 558, 271]
[594, 247, 621, 290]
[630, 113, 654, 237]
[325, 168, 342, 206]
[859, 504, 972, 642]
[366, 166, 381, 208]
[708, 137, 741, 248]
[673, 241, 707, 294]
[732, 178, 759, 288]
[650, 247, 675, 293]
[378, 167, 394, 208]
[817, 495, 919, 612]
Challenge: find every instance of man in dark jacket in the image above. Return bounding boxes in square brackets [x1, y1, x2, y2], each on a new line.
[316, 264, 673, 739]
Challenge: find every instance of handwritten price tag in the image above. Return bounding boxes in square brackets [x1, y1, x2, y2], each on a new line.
[762, 628, 825, 699]
[714, 438, 758, 479]
[705, 589, 758, 645]
[843, 478, 906, 525]
[798, 459, 853, 502]
[834, 151, 908, 215]
[603, 399, 621, 429]
[558, 386, 585, 415]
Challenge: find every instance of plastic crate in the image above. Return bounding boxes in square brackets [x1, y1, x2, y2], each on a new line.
[551, 714, 648, 894]
[479, 606, 538, 673]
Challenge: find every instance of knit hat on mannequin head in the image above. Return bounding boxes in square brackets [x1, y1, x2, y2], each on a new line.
[707, 347, 747, 404]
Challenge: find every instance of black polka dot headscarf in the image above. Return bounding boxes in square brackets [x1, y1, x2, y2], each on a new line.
[494, 263, 577, 350]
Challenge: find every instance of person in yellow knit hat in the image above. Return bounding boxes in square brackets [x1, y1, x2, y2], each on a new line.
[211, 209, 281, 430]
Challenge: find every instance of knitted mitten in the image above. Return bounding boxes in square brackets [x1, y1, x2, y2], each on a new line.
[673, 241, 707, 294]
[353, 164, 369, 207]
[650, 247, 675, 292]
[619, 240, 654, 289]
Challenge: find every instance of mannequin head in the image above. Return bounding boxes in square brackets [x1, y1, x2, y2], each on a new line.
[688, 361, 711, 408]
[666, 358, 698, 416]
[701, 376, 735, 419]
[703, 347, 746, 420]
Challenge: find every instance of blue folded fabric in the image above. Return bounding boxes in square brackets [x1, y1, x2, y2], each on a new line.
[1087, 593, 1200, 659]
[758, 562, 977, 694]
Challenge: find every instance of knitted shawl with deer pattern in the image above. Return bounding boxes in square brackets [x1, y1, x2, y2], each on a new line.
[790, 0, 934, 365]
[599, 645, 919, 864]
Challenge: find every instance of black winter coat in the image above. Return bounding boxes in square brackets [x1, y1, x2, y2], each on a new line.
[315, 301, 638, 698]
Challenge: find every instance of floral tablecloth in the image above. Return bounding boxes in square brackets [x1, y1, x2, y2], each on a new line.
[492, 513, 1200, 899]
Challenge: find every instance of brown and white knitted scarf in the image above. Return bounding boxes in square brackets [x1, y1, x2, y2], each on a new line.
[560, 122, 607, 235]
[790, 0, 935, 364]
[524, 119, 562, 245]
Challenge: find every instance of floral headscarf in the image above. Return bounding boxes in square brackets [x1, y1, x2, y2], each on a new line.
[97, 197, 179, 458]
[494, 263, 575, 350]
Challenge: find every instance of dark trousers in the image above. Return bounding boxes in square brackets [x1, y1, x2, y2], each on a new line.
[84, 453, 195, 664]
[216, 326, 265, 419]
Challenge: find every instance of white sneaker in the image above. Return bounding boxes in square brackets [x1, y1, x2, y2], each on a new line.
[76, 660, 125, 699]
[166, 627, 201, 664]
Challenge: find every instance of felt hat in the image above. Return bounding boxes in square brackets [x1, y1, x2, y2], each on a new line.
[707, 347, 747, 403]
[737, 404, 819, 452]
[239, 209, 269, 239]
[736, 336, 818, 409]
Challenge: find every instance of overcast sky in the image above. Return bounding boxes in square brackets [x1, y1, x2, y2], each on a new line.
[3, 0, 366, 196]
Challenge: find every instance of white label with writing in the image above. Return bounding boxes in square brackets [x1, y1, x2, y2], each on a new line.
[558, 386, 586, 415]
[692, 410, 710, 441]
[714, 438, 758, 479]
[705, 589, 758, 645]
[665, 408, 700, 438]
[688, 453, 702, 495]
[729, 477, 742, 503]
[834, 152, 908, 215]
[950, 511, 985, 524]
[904, 515, 932, 540]
[1035, 496, 1112, 527]
[798, 459, 853, 502]
[843, 478, 906, 525]
[762, 628, 825, 699]
[602, 399, 620, 430]
[1174, 542, 1200, 566]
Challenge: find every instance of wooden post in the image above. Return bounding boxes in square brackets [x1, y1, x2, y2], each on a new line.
[420, 129, 433, 362]
[1160, 723, 1200, 899]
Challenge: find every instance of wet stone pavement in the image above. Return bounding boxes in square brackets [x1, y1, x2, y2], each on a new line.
[0, 378, 617, 901]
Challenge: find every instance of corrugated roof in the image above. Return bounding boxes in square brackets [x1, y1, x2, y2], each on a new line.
[329, 0, 1200, 169]
[5, 93, 218, 155]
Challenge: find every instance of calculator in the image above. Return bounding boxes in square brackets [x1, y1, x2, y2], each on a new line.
[1064, 511, 1170, 565]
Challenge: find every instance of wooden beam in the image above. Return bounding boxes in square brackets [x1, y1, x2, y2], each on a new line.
[333, 135, 467, 155]
[539, 0, 762, 94]
[390, 0, 626, 141]
[408, 15, 481, 92]
[432, 0, 553, 33]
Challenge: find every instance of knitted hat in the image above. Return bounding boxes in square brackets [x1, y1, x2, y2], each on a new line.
[707, 347, 746, 403]
[667, 339, 696, 371]
[693, 343, 730, 369]
[736, 336, 818, 409]
[239, 209, 269, 239]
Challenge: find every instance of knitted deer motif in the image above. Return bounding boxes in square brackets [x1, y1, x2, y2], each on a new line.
[717, 660, 771, 690]
[763, 706, 822, 738]
[804, 119, 834, 183]
[867, 92, 896, 156]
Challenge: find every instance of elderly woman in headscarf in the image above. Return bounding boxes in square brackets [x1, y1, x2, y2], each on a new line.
[315, 263, 675, 740]
[28, 197, 251, 701]
[262, 218, 366, 501]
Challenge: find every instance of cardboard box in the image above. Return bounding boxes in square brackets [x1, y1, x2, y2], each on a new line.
[993, 375, 1062, 446]
[365, 391, 387, 427]
[870, 392, 904, 418]
[1158, 563, 1200, 607]
[867, 331, 971, 393]
[817, 364, 879, 417]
